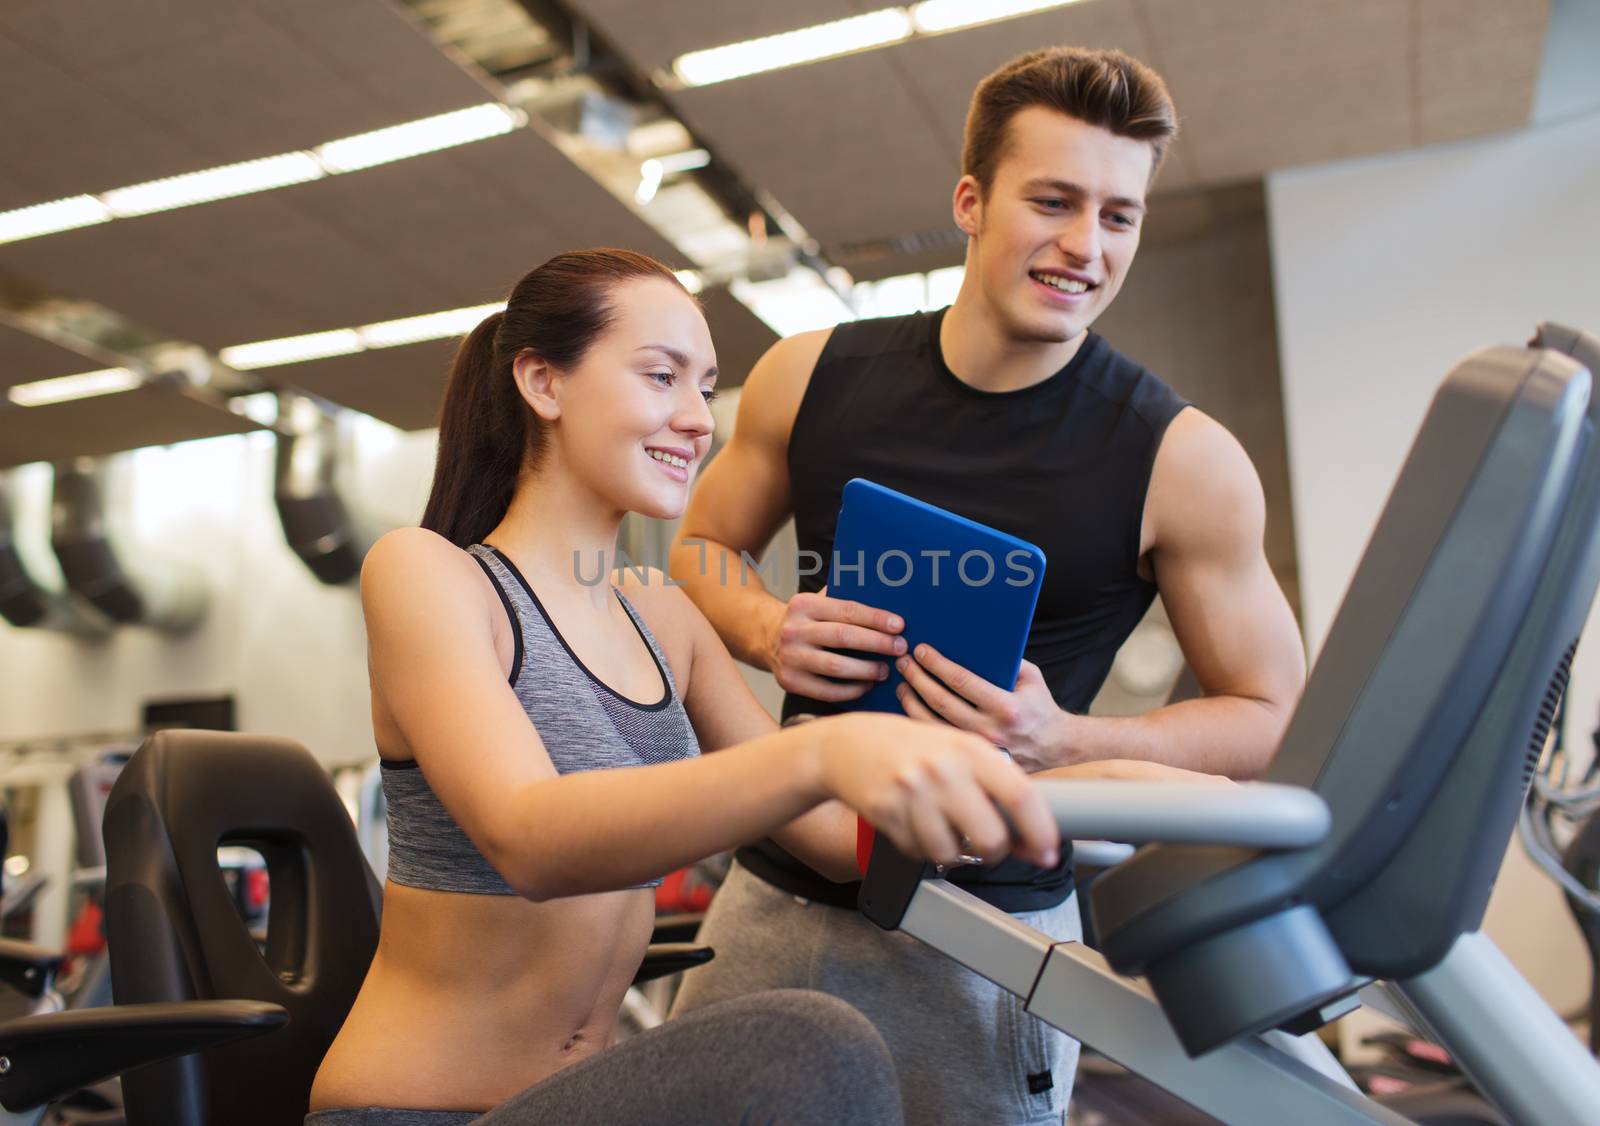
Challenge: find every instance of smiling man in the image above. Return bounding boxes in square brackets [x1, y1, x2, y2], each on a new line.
[668, 47, 1305, 1125]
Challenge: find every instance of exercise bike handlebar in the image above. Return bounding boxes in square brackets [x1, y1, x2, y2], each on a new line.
[1033, 780, 1331, 850]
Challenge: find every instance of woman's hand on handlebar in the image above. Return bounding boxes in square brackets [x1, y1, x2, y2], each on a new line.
[815, 714, 1061, 869]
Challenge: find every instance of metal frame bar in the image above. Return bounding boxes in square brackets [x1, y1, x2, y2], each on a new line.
[898, 879, 1600, 1125]
[897, 879, 1412, 1126]
[1395, 931, 1600, 1126]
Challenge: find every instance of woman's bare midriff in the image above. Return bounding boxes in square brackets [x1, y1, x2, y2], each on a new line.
[309, 880, 656, 1113]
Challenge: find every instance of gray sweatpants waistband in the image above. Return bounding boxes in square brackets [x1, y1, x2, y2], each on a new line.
[307, 1112, 476, 1126]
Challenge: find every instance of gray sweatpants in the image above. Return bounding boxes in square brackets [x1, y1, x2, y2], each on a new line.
[671, 862, 1082, 1126]
[305, 989, 901, 1125]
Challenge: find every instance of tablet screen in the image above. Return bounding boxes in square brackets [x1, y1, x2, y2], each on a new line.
[827, 478, 1047, 715]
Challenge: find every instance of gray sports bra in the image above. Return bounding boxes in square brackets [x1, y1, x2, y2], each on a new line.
[380, 543, 701, 895]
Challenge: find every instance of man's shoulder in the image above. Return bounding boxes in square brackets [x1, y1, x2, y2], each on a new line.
[815, 310, 935, 366]
[1147, 408, 1264, 547]
[741, 312, 934, 439]
[753, 310, 933, 388]
[733, 329, 833, 446]
[1076, 333, 1190, 435]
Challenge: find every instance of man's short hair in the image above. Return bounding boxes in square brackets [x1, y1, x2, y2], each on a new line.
[963, 47, 1178, 193]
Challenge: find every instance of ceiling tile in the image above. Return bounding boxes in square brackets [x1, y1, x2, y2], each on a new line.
[0, 223, 261, 347]
[277, 338, 458, 432]
[672, 50, 957, 256]
[0, 0, 258, 69]
[0, 202, 435, 351]
[122, 193, 450, 340]
[0, 323, 104, 390]
[0, 32, 208, 202]
[92, 20, 431, 169]
[445, 131, 686, 263]
[566, 0, 866, 75]
[259, 0, 498, 124]
[0, 385, 258, 468]
[0, 0, 497, 213]
[699, 285, 778, 389]
[838, 241, 966, 283]
[1135, 0, 1411, 181]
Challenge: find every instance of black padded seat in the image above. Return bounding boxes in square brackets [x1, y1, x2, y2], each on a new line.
[104, 730, 382, 1126]
[93, 729, 714, 1125]
[1091, 342, 1600, 1055]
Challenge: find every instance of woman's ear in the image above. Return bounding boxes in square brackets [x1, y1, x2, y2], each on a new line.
[512, 350, 561, 422]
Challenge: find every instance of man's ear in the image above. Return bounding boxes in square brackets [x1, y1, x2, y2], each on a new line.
[953, 174, 984, 238]
[512, 350, 561, 422]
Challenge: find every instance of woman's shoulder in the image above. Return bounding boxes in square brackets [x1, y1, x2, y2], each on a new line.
[361, 528, 497, 620]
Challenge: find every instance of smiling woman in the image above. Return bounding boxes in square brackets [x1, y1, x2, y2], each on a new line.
[305, 248, 1064, 1125]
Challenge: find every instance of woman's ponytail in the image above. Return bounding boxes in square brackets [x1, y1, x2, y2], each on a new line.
[421, 310, 523, 547]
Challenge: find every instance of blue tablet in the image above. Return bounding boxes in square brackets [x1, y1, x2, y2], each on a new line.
[827, 478, 1047, 715]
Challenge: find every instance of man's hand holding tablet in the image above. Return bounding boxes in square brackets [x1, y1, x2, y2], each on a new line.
[764, 587, 908, 704]
[896, 648, 1067, 772]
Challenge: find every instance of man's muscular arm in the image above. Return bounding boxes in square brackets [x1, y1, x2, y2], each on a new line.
[1053, 409, 1306, 778]
[671, 331, 906, 703]
[669, 331, 824, 668]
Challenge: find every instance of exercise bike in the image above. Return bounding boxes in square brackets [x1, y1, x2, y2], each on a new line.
[859, 323, 1600, 1125]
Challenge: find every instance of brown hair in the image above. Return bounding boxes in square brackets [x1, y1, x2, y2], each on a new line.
[421, 248, 687, 547]
[962, 47, 1178, 194]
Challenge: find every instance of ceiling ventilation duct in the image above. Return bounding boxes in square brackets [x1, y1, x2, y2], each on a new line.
[0, 478, 45, 628]
[0, 471, 110, 636]
[50, 460, 207, 633]
[273, 393, 380, 585]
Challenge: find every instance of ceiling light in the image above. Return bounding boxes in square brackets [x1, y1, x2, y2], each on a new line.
[227, 391, 281, 428]
[909, 0, 1084, 33]
[676, 222, 754, 266]
[215, 301, 507, 373]
[844, 265, 965, 319]
[102, 153, 325, 217]
[627, 119, 695, 158]
[927, 265, 965, 307]
[855, 272, 930, 319]
[635, 159, 665, 205]
[0, 105, 525, 245]
[657, 148, 712, 174]
[731, 273, 856, 336]
[673, 9, 914, 87]
[0, 196, 113, 245]
[220, 330, 363, 370]
[359, 302, 505, 349]
[674, 270, 705, 295]
[7, 367, 141, 407]
[316, 104, 522, 174]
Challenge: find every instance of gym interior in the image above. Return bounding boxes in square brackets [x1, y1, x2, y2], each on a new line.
[1, 1, 1598, 1124]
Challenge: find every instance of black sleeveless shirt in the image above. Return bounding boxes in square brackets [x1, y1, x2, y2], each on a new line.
[737, 309, 1190, 912]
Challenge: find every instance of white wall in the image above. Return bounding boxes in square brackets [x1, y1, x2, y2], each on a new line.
[1267, 106, 1600, 1018]
[0, 421, 437, 767]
